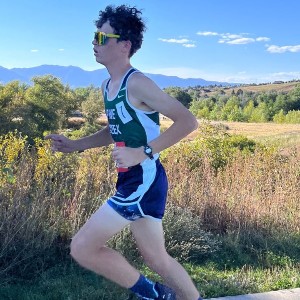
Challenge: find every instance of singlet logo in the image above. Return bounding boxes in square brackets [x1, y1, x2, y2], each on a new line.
[116, 101, 133, 124]
[106, 108, 122, 135]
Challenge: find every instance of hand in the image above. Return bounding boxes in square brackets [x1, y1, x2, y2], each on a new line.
[44, 134, 77, 153]
[112, 145, 146, 168]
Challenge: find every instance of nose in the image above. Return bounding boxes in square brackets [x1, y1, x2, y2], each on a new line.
[92, 39, 97, 45]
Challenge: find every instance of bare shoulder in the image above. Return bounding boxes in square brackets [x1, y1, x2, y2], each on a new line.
[128, 72, 167, 100]
[127, 72, 164, 111]
[128, 72, 157, 89]
[127, 71, 193, 121]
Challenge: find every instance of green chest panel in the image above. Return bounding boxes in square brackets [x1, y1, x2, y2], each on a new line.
[104, 68, 160, 148]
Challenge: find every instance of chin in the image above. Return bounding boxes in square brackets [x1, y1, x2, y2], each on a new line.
[95, 56, 103, 63]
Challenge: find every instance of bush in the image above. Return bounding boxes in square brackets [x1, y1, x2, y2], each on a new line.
[163, 205, 220, 262]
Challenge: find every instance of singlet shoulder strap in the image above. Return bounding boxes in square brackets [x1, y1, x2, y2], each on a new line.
[120, 68, 138, 89]
[105, 78, 110, 91]
[104, 68, 138, 95]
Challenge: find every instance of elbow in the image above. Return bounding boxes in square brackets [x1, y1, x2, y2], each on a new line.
[189, 114, 199, 133]
[193, 116, 199, 131]
[180, 111, 198, 134]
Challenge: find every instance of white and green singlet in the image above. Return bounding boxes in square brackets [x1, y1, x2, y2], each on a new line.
[104, 68, 160, 148]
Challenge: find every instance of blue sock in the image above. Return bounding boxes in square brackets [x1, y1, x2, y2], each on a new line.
[129, 274, 158, 299]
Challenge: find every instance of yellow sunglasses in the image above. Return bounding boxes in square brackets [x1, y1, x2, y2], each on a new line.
[94, 32, 120, 45]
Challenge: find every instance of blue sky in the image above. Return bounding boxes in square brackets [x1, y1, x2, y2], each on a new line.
[1, 0, 299, 84]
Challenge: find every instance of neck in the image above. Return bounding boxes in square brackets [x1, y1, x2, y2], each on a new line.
[106, 61, 132, 82]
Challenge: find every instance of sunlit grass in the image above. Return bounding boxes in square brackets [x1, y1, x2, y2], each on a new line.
[1, 262, 300, 299]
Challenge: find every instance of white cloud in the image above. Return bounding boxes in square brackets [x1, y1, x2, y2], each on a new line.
[221, 33, 243, 39]
[197, 31, 218, 36]
[197, 30, 271, 46]
[159, 38, 190, 44]
[221, 71, 300, 84]
[183, 44, 196, 48]
[256, 37, 270, 42]
[227, 38, 255, 45]
[158, 38, 195, 48]
[30, 49, 39, 52]
[269, 71, 300, 80]
[266, 44, 300, 53]
[58, 48, 65, 51]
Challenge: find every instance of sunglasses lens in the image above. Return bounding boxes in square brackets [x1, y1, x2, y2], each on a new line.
[101, 33, 107, 45]
[94, 32, 102, 45]
[94, 32, 98, 44]
[94, 32, 112, 45]
[100, 33, 105, 45]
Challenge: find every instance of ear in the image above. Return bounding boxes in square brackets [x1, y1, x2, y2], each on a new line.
[121, 40, 132, 54]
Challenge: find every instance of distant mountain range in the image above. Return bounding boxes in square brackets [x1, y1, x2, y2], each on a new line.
[0, 65, 235, 89]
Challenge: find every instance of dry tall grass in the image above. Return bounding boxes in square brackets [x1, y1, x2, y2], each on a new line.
[0, 124, 299, 280]
[163, 145, 300, 235]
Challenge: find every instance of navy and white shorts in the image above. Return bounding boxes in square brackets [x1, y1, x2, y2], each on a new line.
[107, 158, 168, 221]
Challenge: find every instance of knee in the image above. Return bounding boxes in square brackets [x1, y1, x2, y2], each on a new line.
[70, 235, 107, 265]
[70, 236, 86, 263]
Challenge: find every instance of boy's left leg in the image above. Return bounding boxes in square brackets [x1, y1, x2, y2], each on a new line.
[70, 203, 140, 288]
[130, 217, 201, 300]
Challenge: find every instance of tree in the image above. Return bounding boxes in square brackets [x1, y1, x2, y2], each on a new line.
[274, 94, 288, 114]
[220, 96, 241, 121]
[273, 109, 286, 124]
[23, 75, 70, 139]
[287, 84, 300, 111]
[243, 100, 255, 122]
[81, 88, 104, 125]
[0, 81, 27, 135]
[164, 87, 193, 108]
[285, 110, 300, 124]
[249, 102, 269, 122]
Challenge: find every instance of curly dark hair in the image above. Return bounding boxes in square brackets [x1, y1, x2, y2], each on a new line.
[95, 5, 146, 57]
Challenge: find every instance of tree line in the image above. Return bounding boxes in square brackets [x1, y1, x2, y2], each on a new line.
[185, 85, 300, 123]
[1, 76, 300, 143]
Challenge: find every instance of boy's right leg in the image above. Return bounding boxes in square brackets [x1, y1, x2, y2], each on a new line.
[131, 217, 200, 300]
[70, 202, 140, 288]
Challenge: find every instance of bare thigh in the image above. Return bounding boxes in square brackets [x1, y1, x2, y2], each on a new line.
[130, 218, 169, 270]
[71, 202, 132, 252]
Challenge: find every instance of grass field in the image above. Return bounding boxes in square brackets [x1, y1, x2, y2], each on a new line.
[210, 121, 300, 148]
[161, 118, 300, 148]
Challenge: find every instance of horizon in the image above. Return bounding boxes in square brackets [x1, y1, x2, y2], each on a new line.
[1, 0, 300, 84]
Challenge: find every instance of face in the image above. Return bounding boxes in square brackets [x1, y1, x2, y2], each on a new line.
[93, 22, 121, 66]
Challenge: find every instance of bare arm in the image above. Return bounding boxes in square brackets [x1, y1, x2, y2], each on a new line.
[112, 74, 198, 167]
[45, 125, 114, 153]
[75, 125, 114, 151]
[130, 73, 198, 154]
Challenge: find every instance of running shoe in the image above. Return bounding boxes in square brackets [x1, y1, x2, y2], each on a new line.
[127, 282, 176, 300]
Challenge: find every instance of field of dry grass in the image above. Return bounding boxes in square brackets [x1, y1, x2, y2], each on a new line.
[206, 81, 300, 96]
[232, 82, 299, 93]
[160, 118, 300, 145]
[212, 121, 300, 138]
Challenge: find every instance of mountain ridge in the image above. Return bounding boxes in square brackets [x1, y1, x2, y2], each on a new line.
[0, 65, 235, 89]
